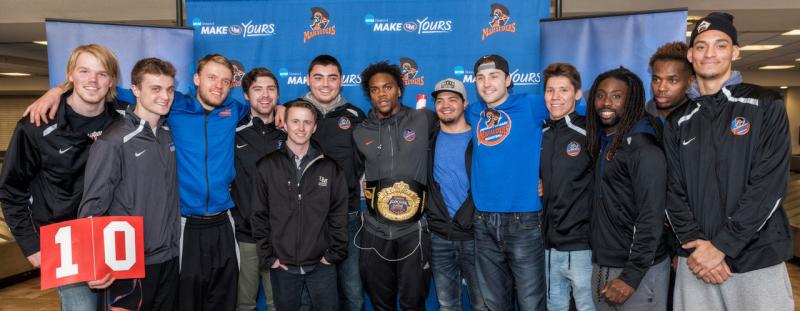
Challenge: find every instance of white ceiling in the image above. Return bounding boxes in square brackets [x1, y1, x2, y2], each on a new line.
[0, 0, 798, 93]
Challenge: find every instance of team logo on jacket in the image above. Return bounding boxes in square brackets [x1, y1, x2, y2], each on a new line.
[403, 128, 417, 142]
[219, 108, 232, 117]
[730, 117, 750, 136]
[338, 116, 351, 130]
[482, 3, 516, 40]
[477, 108, 511, 146]
[304, 7, 336, 43]
[566, 141, 581, 157]
[318, 176, 328, 187]
[400, 57, 425, 86]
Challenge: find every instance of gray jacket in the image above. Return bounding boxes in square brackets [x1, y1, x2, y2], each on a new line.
[79, 107, 180, 265]
[353, 106, 436, 239]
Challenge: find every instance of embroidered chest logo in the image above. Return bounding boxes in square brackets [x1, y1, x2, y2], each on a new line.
[566, 141, 581, 157]
[87, 131, 103, 141]
[477, 108, 511, 146]
[338, 116, 351, 130]
[730, 117, 750, 136]
[219, 108, 232, 117]
[403, 128, 416, 142]
[318, 176, 328, 187]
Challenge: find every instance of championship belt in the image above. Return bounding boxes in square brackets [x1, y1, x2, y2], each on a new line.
[364, 178, 426, 224]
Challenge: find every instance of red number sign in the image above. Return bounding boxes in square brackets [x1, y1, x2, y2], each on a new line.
[39, 216, 145, 289]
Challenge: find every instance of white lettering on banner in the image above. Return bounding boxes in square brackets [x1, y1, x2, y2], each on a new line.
[54, 226, 79, 278]
[462, 75, 476, 84]
[510, 69, 541, 85]
[241, 20, 275, 37]
[287, 76, 307, 85]
[103, 221, 136, 271]
[374, 23, 403, 32]
[200, 26, 228, 35]
[416, 17, 452, 34]
[342, 74, 361, 85]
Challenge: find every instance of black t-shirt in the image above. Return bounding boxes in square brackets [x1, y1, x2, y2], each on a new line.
[65, 104, 110, 137]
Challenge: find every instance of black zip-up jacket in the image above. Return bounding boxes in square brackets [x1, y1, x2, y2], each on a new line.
[231, 114, 286, 243]
[250, 143, 349, 268]
[591, 118, 667, 290]
[541, 112, 592, 251]
[353, 106, 437, 240]
[0, 91, 121, 256]
[308, 101, 366, 214]
[664, 80, 793, 273]
[426, 125, 474, 241]
[78, 107, 180, 264]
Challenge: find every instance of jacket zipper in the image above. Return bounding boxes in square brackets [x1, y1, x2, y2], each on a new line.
[204, 113, 210, 215]
[295, 154, 324, 268]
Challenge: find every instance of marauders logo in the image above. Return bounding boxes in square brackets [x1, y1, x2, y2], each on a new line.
[400, 57, 425, 86]
[403, 128, 416, 142]
[477, 108, 511, 146]
[376, 181, 422, 222]
[231, 60, 245, 88]
[566, 141, 581, 157]
[482, 3, 517, 41]
[304, 7, 336, 43]
[338, 116, 351, 130]
[730, 117, 750, 136]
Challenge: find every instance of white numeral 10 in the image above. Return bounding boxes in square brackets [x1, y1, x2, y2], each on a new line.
[54, 221, 137, 278]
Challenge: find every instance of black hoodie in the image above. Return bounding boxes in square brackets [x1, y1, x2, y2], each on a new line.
[591, 118, 667, 290]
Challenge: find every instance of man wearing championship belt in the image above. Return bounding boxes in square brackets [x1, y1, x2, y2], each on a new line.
[353, 61, 437, 310]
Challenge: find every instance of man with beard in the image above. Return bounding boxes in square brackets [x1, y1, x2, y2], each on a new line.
[666, 12, 794, 311]
[232, 67, 285, 311]
[27, 53, 251, 311]
[353, 61, 436, 310]
[585, 67, 668, 310]
[427, 78, 487, 311]
[645, 42, 692, 123]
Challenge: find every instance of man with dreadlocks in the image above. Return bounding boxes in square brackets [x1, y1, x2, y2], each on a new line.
[586, 67, 669, 310]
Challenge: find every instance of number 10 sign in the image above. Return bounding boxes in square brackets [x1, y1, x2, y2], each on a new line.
[39, 216, 145, 289]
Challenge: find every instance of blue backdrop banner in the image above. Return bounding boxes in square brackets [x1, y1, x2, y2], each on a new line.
[187, 0, 550, 112]
[540, 9, 688, 102]
[46, 20, 195, 93]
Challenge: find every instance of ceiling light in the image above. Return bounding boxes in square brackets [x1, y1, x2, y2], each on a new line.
[0, 72, 32, 76]
[740, 45, 782, 51]
[780, 86, 788, 89]
[759, 65, 795, 70]
[782, 30, 800, 36]
[33, 41, 47, 45]
[686, 31, 692, 37]
[733, 56, 741, 61]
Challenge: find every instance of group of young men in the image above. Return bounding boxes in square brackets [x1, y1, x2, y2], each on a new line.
[0, 11, 794, 311]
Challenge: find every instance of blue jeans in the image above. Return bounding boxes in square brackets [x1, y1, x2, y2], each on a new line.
[473, 211, 546, 311]
[56, 282, 96, 311]
[545, 249, 595, 311]
[431, 234, 488, 311]
[339, 211, 364, 311]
